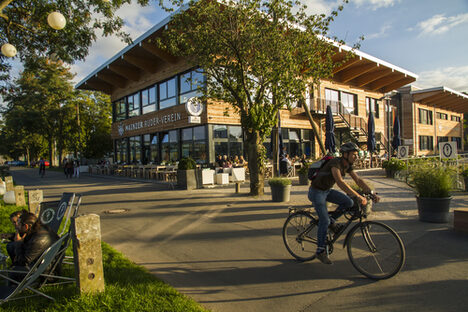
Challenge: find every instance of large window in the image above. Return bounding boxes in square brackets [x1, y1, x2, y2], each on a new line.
[150, 134, 159, 164]
[161, 130, 179, 162]
[452, 137, 462, 149]
[159, 78, 177, 110]
[128, 92, 140, 117]
[341, 92, 358, 115]
[419, 135, 433, 151]
[181, 126, 207, 163]
[142, 86, 157, 114]
[366, 97, 380, 118]
[129, 136, 141, 163]
[436, 112, 448, 120]
[451, 115, 461, 122]
[437, 136, 449, 147]
[325, 88, 339, 113]
[179, 69, 205, 105]
[419, 108, 433, 125]
[115, 138, 128, 163]
[213, 125, 243, 159]
[114, 98, 126, 121]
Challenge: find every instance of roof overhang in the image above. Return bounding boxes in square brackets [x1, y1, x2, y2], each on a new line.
[329, 42, 418, 93]
[76, 2, 418, 96]
[411, 87, 468, 113]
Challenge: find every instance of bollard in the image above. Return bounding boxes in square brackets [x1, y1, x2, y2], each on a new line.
[71, 214, 105, 294]
[235, 182, 241, 193]
[5, 176, 13, 192]
[28, 190, 43, 215]
[14, 186, 26, 206]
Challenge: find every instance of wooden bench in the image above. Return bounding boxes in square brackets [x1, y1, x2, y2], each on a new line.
[454, 208, 468, 234]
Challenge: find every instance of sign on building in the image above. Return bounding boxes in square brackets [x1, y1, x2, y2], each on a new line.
[439, 141, 457, 159]
[397, 146, 408, 159]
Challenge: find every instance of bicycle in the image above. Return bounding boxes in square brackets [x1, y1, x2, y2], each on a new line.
[282, 194, 405, 280]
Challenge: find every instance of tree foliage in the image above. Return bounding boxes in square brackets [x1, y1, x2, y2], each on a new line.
[1, 58, 112, 164]
[0, 0, 151, 82]
[158, 0, 351, 195]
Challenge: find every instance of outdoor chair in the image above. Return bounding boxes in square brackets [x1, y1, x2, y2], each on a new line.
[0, 233, 75, 303]
[37, 193, 80, 236]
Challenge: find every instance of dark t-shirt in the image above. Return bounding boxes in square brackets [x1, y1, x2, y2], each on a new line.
[311, 157, 353, 191]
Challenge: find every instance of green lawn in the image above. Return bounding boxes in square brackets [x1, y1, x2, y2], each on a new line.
[0, 201, 210, 312]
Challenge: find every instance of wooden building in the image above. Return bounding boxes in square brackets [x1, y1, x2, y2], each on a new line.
[392, 86, 468, 156]
[76, 10, 419, 165]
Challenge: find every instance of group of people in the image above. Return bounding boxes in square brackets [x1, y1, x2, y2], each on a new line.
[2, 210, 59, 282]
[215, 155, 248, 168]
[62, 158, 80, 178]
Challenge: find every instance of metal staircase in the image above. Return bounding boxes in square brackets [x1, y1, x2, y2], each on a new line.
[310, 98, 389, 152]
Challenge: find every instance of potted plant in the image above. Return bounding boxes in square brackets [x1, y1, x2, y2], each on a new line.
[382, 158, 406, 178]
[297, 165, 309, 185]
[177, 157, 199, 190]
[410, 165, 454, 223]
[461, 168, 468, 192]
[268, 177, 292, 202]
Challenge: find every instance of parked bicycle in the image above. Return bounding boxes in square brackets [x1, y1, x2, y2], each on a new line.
[282, 194, 405, 279]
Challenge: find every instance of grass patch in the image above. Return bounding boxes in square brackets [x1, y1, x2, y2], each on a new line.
[0, 200, 210, 312]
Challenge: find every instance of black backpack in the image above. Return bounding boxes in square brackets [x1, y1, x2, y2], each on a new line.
[308, 155, 334, 181]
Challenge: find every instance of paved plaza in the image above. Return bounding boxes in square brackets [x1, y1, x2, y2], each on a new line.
[9, 167, 468, 312]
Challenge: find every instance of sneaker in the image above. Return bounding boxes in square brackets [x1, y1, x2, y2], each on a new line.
[316, 251, 333, 265]
[329, 223, 344, 234]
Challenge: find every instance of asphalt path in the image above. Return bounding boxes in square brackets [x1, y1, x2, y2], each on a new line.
[8, 167, 468, 312]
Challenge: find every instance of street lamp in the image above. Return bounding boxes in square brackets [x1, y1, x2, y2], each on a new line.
[1, 11, 66, 57]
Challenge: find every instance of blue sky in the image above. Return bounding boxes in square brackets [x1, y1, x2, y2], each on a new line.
[63, 0, 468, 93]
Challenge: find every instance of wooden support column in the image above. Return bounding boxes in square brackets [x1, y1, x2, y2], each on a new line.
[72, 214, 105, 294]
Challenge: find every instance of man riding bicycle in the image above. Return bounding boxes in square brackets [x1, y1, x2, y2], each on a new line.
[308, 142, 380, 264]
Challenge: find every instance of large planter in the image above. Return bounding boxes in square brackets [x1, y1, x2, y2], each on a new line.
[298, 172, 309, 185]
[177, 169, 201, 190]
[416, 196, 452, 223]
[270, 184, 291, 202]
[385, 168, 395, 178]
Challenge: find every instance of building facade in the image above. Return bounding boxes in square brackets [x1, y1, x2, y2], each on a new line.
[77, 9, 435, 165]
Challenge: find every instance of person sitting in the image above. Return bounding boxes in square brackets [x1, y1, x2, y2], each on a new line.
[1, 210, 27, 260]
[8, 212, 59, 282]
[280, 154, 292, 176]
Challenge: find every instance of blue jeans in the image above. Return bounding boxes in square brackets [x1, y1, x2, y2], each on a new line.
[308, 187, 354, 252]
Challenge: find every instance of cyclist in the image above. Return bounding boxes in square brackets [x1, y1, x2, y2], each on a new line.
[308, 142, 380, 264]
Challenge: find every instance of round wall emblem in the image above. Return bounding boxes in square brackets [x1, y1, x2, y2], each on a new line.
[185, 97, 204, 117]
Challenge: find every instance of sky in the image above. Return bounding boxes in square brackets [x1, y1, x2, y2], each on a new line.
[21, 0, 468, 94]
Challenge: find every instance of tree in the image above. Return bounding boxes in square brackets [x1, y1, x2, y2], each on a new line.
[158, 0, 351, 195]
[2, 57, 77, 165]
[0, 0, 150, 82]
[75, 90, 113, 159]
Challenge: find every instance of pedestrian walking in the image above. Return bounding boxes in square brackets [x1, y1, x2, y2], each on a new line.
[38, 158, 46, 178]
[73, 159, 80, 178]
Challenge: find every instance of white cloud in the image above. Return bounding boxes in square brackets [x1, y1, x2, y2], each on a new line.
[303, 0, 338, 15]
[353, 0, 400, 11]
[365, 23, 391, 40]
[414, 13, 468, 36]
[416, 66, 468, 93]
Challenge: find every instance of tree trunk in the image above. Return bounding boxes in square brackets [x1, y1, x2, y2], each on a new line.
[303, 97, 326, 155]
[245, 130, 265, 196]
[48, 137, 53, 167]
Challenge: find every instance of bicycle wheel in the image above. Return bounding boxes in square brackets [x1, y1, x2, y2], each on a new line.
[282, 212, 318, 261]
[347, 221, 405, 279]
